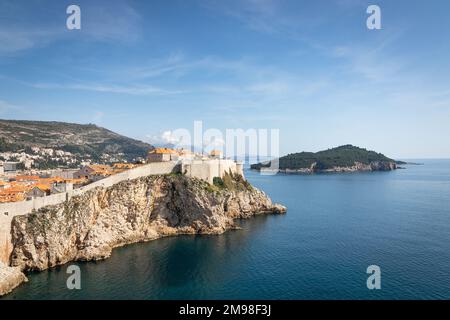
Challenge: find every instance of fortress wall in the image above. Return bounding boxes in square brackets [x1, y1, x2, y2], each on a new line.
[0, 193, 72, 264]
[0, 215, 13, 264]
[183, 160, 212, 184]
[0, 162, 180, 217]
[0, 200, 36, 264]
[70, 162, 179, 196]
[182, 159, 243, 184]
[0, 160, 236, 221]
[0, 162, 179, 264]
[0, 160, 242, 264]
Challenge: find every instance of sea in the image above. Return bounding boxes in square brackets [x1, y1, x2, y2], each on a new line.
[3, 159, 450, 300]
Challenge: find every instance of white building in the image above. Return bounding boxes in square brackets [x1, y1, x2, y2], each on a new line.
[181, 159, 244, 184]
[3, 162, 19, 173]
[51, 182, 73, 194]
[147, 148, 179, 163]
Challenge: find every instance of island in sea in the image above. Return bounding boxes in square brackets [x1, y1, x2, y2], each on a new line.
[251, 145, 406, 173]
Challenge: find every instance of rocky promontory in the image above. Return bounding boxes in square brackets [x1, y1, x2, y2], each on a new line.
[276, 160, 397, 174]
[7, 173, 285, 275]
[0, 262, 27, 296]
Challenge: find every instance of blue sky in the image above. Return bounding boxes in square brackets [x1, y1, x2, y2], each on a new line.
[0, 0, 450, 158]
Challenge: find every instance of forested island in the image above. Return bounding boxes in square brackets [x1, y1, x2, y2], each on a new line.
[251, 145, 405, 173]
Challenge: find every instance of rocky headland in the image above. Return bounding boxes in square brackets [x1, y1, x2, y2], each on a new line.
[0, 262, 27, 296]
[0, 173, 285, 295]
[275, 160, 397, 174]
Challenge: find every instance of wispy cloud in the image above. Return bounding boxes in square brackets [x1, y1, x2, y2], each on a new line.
[116, 53, 192, 80]
[82, 1, 142, 43]
[0, 99, 21, 114]
[0, 29, 62, 55]
[0, 0, 142, 55]
[211, 0, 282, 34]
[145, 131, 184, 146]
[330, 31, 408, 82]
[201, 0, 334, 42]
[32, 83, 187, 96]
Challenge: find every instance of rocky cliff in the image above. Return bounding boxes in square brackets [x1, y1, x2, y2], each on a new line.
[9, 173, 285, 272]
[284, 160, 397, 173]
[261, 161, 397, 174]
[0, 262, 27, 296]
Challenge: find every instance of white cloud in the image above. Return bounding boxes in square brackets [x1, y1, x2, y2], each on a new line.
[0, 0, 142, 55]
[203, 0, 285, 34]
[32, 83, 186, 96]
[0, 100, 21, 114]
[0, 29, 61, 55]
[330, 32, 408, 83]
[83, 2, 142, 43]
[201, 0, 329, 43]
[145, 131, 184, 146]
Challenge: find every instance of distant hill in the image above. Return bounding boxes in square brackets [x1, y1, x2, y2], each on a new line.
[251, 145, 403, 173]
[0, 119, 153, 168]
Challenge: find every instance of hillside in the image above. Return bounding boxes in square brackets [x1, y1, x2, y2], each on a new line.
[0, 119, 153, 168]
[251, 145, 402, 172]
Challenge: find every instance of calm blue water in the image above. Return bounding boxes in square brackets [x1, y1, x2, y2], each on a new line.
[3, 160, 450, 300]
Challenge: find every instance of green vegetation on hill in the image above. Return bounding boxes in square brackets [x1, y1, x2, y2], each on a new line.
[0, 119, 153, 167]
[0, 137, 28, 153]
[209, 172, 253, 192]
[251, 145, 400, 170]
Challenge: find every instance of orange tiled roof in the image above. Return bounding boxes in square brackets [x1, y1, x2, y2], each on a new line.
[0, 193, 25, 203]
[38, 177, 64, 184]
[178, 149, 194, 155]
[64, 178, 87, 184]
[113, 163, 136, 169]
[149, 148, 177, 155]
[4, 185, 32, 193]
[210, 150, 223, 156]
[0, 181, 51, 203]
[88, 165, 113, 175]
[15, 175, 40, 181]
[90, 164, 111, 170]
[0, 184, 31, 202]
[32, 183, 51, 192]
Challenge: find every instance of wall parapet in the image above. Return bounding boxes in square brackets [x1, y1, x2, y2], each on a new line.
[0, 159, 243, 264]
[0, 162, 179, 264]
[0, 162, 179, 218]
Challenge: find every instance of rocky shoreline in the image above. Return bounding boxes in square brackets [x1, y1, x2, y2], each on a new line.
[258, 161, 398, 174]
[0, 262, 27, 296]
[0, 173, 285, 295]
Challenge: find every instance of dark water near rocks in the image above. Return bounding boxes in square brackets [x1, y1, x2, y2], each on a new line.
[3, 160, 450, 299]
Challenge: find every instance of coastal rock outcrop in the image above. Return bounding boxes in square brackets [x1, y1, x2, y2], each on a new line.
[311, 161, 397, 173]
[9, 174, 286, 272]
[279, 161, 397, 174]
[369, 161, 397, 171]
[0, 262, 27, 296]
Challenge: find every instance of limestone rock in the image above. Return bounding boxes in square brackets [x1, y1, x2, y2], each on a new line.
[10, 174, 286, 272]
[0, 262, 27, 296]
